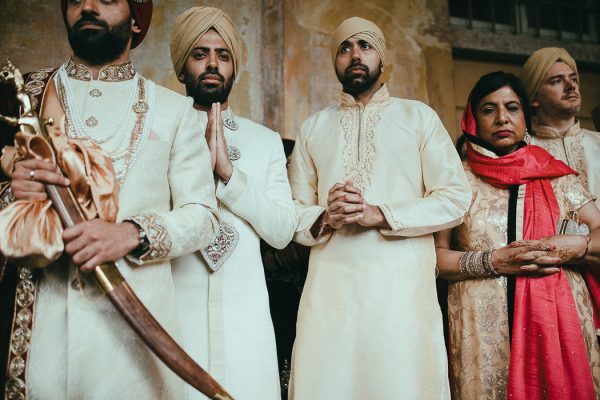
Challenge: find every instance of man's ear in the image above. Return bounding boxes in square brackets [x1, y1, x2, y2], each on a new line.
[132, 18, 142, 34]
[531, 98, 539, 108]
[177, 72, 186, 84]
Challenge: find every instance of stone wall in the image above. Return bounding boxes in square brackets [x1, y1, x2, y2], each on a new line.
[0, 0, 598, 140]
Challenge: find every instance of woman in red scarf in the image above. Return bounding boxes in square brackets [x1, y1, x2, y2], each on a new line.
[435, 71, 600, 400]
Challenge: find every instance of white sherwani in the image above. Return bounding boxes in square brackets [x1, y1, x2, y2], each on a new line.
[287, 85, 471, 400]
[20, 61, 219, 399]
[532, 121, 600, 204]
[173, 111, 297, 400]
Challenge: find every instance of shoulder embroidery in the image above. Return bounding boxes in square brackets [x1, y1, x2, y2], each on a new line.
[24, 68, 55, 114]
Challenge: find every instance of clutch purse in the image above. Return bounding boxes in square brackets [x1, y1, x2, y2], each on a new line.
[557, 210, 590, 235]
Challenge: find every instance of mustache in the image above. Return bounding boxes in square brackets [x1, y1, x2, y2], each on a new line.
[72, 13, 110, 32]
[344, 61, 368, 75]
[198, 68, 225, 83]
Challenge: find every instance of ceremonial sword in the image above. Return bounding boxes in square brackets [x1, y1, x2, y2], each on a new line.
[0, 60, 233, 400]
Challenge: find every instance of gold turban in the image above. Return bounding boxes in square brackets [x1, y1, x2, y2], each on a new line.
[170, 6, 241, 78]
[520, 47, 579, 102]
[330, 17, 387, 67]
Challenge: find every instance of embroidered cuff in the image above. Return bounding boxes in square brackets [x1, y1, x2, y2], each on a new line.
[216, 165, 247, 208]
[125, 213, 172, 264]
[0, 181, 15, 210]
[378, 203, 403, 236]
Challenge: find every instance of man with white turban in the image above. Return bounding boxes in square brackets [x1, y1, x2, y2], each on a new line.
[169, 6, 297, 399]
[287, 16, 470, 399]
[521, 48, 600, 337]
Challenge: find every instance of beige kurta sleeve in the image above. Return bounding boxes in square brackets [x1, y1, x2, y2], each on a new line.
[378, 109, 471, 237]
[128, 101, 219, 264]
[216, 132, 297, 249]
[288, 125, 331, 247]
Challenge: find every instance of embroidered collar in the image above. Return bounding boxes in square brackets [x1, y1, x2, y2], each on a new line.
[533, 120, 581, 139]
[340, 84, 390, 107]
[64, 57, 136, 82]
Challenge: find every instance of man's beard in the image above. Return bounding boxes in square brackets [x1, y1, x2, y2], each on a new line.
[186, 67, 234, 108]
[337, 61, 382, 96]
[536, 92, 582, 119]
[67, 11, 132, 65]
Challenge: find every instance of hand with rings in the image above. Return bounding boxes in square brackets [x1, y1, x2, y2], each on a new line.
[10, 159, 70, 201]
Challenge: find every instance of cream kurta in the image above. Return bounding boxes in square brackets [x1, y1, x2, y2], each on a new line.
[288, 85, 471, 399]
[449, 155, 600, 400]
[532, 122, 600, 205]
[14, 61, 219, 399]
[173, 111, 297, 400]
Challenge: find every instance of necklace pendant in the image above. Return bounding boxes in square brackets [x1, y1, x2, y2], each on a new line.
[89, 89, 102, 97]
[85, 116, 98, 127]
[227, 145, 241, 161]
[132, 100, 148, 115]
[223, 117, 238, 131]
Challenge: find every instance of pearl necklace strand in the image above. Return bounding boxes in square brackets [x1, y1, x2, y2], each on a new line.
[57, 65, 138, 154]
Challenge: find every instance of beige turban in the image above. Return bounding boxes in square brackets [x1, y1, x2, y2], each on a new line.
[330, 17, 387, 67]
[170, 7, 241, 77]
[520, 47, 579, 102]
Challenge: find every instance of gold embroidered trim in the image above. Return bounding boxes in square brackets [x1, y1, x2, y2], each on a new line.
[65, 58, 136, 82]
[24, 68, 54, 113]
[338, 97, 390, 192]
[129, 213, 172, 262]
[0, 181, 14, 210]
[4, 267, 37, 400]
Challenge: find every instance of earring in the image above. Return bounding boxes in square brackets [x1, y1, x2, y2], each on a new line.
[523, 130, 532, 144]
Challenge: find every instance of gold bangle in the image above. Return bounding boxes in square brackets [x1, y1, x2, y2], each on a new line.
[581, 234, 592, 259]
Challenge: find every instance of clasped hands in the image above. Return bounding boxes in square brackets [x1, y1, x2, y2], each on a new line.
[491, 234, 590, 276]
[204, 102, 233, 182]
[319, 180, 388, 233]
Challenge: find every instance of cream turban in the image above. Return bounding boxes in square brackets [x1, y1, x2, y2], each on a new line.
[330, 17, 387, 67]
[170, 7, 241, 77]
[520, 47, 579, 102]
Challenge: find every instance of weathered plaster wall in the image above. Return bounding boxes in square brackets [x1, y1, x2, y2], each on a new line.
[282, 0, 457, 138]
[0, 1, 598, 140]
[0, 0, 458, 139]
[0, 0, 268, 128]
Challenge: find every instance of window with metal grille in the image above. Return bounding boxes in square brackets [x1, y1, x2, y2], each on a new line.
[449, 0, 600, 43]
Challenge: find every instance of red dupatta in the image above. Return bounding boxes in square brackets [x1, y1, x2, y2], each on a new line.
[462, 101, 596, 400]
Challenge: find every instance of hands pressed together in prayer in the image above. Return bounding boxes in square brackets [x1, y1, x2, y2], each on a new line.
[312, 180, 389, 237]
[204, 102, 233, 182]
[11, 158, 141, 272]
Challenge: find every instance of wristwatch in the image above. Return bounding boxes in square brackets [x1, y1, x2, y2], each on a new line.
[130, 223, 150, 259]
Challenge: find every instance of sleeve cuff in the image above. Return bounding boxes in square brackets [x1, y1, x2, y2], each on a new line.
[125, 213, 172, 265]
[378, 203, 402, 236]
[0, 181, 14, 211]
[300, 207, 332, 245]
[216, 165, 247, 208]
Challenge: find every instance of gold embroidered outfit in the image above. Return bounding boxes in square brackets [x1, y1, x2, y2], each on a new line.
[2, 59, 219, 400]
[449, 147, 600, 400]
[532, 122, 600, 207]
[288, 85, 471, 399]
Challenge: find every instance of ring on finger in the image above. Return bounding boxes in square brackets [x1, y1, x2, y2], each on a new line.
[29, 170, 36, 180]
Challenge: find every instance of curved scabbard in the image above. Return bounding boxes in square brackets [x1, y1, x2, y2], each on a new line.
[95, 264, 234, 400]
